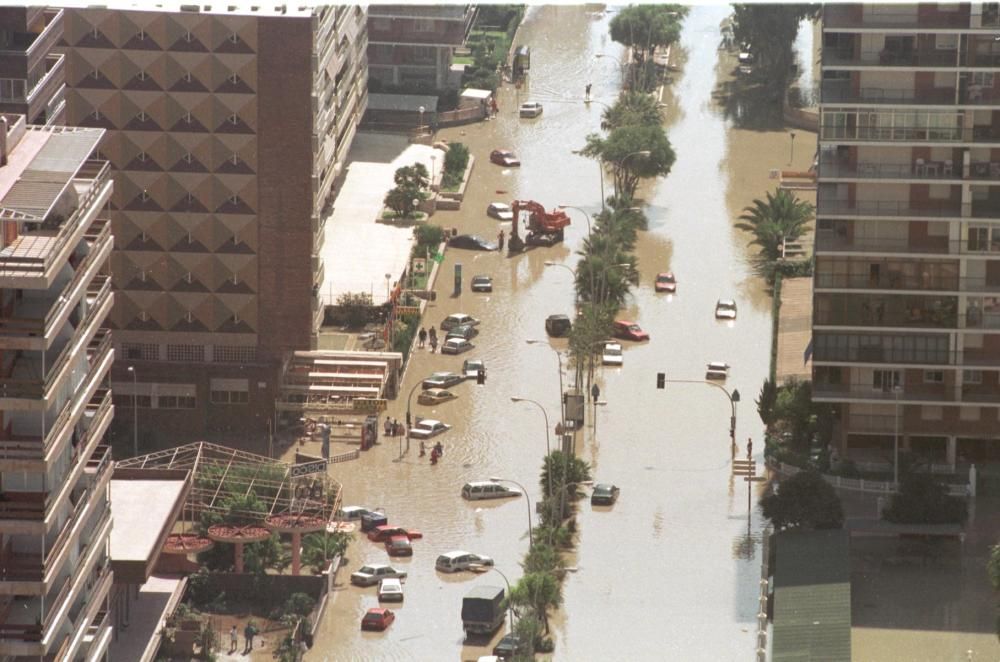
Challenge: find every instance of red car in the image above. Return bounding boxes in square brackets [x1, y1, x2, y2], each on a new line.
[655, 272, 677, 293]
[361, 607, 395, 631]
[490, 149, 521, 167]
[385, 535, 414, 557]
[367, 525, 423, 543]
[613, 320, 650, 341]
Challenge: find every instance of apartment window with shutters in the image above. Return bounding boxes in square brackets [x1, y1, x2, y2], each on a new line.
[873, 370, 900, 391]
[923, 370, 944, 384]
[963, 369, 983, 384]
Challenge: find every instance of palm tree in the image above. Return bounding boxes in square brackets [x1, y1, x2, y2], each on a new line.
[735, 188, 814, 263]
[300, 531, 351, 574]
[509, 572, 562, 633]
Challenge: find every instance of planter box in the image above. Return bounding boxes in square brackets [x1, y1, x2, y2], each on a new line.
[437, 155, 476, 204]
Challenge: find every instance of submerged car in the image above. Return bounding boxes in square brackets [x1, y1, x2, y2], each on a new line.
[361, 608, 395, 631]
[519, 101, 543, 118]
[545, 314, 572, 337]
[408, 419, 451, 439]
[441, 313, 480, 330]
[715, 299, 738, 320]
[449, 234, 499, 251]
[435, 550, 495, 573]
[487, 202, 514, 221]
[655, 272, 677, 293]
[591, 483, 620, 506]
[490, 149, 521, 167]
[350, 564, 408, 587]
[471, 275, 493, 292]
[493, 632, 528, 658]
[602, 342, 623, 366]
[367, 525, 423, 543]
[446, 324, 478, 341]
[385, 535, 413, 557]
[441, 337, 474, 355]
[417, 388, 458, 405]
[337, 506, 383, 521]
[706, 361, 730, 381]
[613, 320, 649, 341]
[463, 358, 486, 379]
[422, 371, 465, 389]
[378, 578, 404, 602]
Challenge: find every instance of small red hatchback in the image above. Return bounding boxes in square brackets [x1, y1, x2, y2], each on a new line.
[361, 608, 395, 631]
[385, 535, 414, 557]
[613, 320, 650, 341]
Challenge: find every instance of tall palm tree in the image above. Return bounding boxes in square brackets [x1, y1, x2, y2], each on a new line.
[735, 188, 814, 263]
[509, 572, 562, 634]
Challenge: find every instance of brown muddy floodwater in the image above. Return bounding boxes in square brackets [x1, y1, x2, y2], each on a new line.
[310, 5, 787, 661]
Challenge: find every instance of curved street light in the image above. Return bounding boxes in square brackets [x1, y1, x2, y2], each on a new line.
[489, 476, 533, 546]
[485, 566, 516, 630]
[661, 377, 740, 453]
[525, 340, 565, 435]
[511, 397, 552, 498]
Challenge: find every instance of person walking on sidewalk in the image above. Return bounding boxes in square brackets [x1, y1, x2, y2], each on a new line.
[497, 229, 505, 253]
[418, 327, 427, 348]
[229, 625, 238, 654]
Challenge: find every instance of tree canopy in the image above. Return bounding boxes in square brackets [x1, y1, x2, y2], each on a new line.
[580, 125, 675, 200]
[760, 470, 844, 530]
[883, 473, 968, 525]
[731, 4, 817, 100]
[384, 162, 429, 217]
[609, 5, 688, 66]
[600, 91, 663, 131]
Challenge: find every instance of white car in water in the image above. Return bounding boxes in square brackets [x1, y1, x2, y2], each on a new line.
[715, 299, 738, 320]
[408, 418, 452, 439]
[350, 564, 408, 587]
[602, 342, 623, 366]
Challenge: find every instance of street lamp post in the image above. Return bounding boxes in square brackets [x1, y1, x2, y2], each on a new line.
[511, 397, 552, 498]
[595, 52, 626, 86]
[127, 366, 138, 457]
[418, 105, 425, 136]
[525, 340, 565, 443]
[430, 153, 437, 189]
[403, 379, 426, 459]
[789, 131, 796, 165]
[557, 205, 592, 240]
[489, 477, 532, 546]
[486, 566, 516, 630]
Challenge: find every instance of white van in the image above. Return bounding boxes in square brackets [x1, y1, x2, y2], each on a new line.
[462, 481, 521, 501]
[436, 550, 494, 573]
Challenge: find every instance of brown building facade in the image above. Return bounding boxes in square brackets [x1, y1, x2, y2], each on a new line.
[61, 5, 367, 445]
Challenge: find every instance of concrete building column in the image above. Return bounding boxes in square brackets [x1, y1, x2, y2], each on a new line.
[946, 435, 957, 466]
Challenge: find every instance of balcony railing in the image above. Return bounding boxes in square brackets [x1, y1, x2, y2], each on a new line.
[818, 199, 964, 218]
[813, 383, 962, 402]
[823, 5, 972, 30]
[822, 83, 957, 106]
[813, 344, 1000, 367]
[815, 231, 953, 255]
[0, 159, 111, 279]
[824, 48, 959, 68]
[0, 269, 112, 348]
[815, 299, 958, 329]
[815, 272, 1000, 293]
[819, 124, 1000, 143]
[818, 160, 960, 180]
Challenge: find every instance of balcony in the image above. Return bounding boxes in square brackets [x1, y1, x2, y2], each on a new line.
[845, 413, 1000, 436]
[815, 230, 953, 255]
[25, 53, 64, 123]
[813, 382, 959, 403]
[813, 343, 1000, 368]
[818, 198, 963, 219]
[815, 297, 957, 330]
[822, 82, 958, 106]
[823, 5, 972, 30]
[815, 272, 1000, 294]
[823, 47, 959, 68]
[818, 159, 960, 181]
[0, 326, 113, 408]
[0, 159, 112, 289]
[0, 8, 64, 75]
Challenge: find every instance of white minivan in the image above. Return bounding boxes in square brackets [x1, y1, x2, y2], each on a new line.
[436, 550, 494, 573]
[462, 481, 522, 501]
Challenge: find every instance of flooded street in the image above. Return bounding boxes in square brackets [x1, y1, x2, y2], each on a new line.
[311, 5, 800, 660]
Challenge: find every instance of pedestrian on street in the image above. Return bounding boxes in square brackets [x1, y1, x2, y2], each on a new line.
[498, 229, 505, 252]
[585, 82, 592, 98]
[393, 418, 400, 437]
[430, 335, 437, 353]
[243, 623, 254, 653]
[490, 97, 499, 117]
[746, 438, 753, 460]
[229, 625, 238, 653]
[418, 327, 427, 348]
[384, 417, 391, 437]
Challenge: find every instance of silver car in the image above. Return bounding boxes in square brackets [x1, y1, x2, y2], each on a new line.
[350, 564, 408, 587]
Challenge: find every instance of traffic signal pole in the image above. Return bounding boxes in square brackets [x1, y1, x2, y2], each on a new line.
[656, 374, 740, 456]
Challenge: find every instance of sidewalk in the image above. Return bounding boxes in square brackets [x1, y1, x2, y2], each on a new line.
[774, 276, 812, 383]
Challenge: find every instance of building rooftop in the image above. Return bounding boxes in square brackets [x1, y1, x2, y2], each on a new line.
[368, 4, 471, 20]
[56, 0, 313, 17]
[367, 93, 439, 114]
[0, 125, 104, 222]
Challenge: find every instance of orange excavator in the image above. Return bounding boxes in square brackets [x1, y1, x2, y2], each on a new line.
[508, 200, 571, 254]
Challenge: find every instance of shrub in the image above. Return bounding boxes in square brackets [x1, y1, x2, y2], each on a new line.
[760, 470, 844, 530]
[444, 142, 470, 176]
[884, 473, 968, 525]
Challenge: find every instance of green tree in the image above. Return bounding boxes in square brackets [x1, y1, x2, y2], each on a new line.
[574, 237, 638, 307]
[760, 470, 844, 530]
[600, 91, 663, 131]
[883, 473, 968, 525]
[580, 124, 676, 200]
[731, 4, 817, 101]
[301, 531, 352, 573]
[509, 572, 562, 633]
[521, 542, 566, 576]
[609, 5, 688, 79]
[384, 163, 429, 217]
[735, 188, 815, 264]
[756, 378, 779, 428]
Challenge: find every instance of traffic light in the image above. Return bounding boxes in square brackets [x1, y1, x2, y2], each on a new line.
[477, 368, 486, 385]
[656, 372, 665, 389]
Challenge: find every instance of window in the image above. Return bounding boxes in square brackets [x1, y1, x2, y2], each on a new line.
[963, 369, 983, 384]
[413, 18, 434, 32]
[960, 406, 980, 421]
[121, 343, 158, 361]
[873, 370, 900, 391]
[923, 370, 944, 383]
[228, 73, 239, 84]
[137, 151, 149, 162]
[182, 71, 193, 83]
[137, 70, 149, 80]
[140, 190, 151, 202]
[184, 30, 194, 42]
[210, 378, 249, 404]
[167, 344, 205, 362]
[921, 406, 943, 420]
[157, 395, 196, 409]
[935, 33, 958, 49]
[183, 152, 193, 164]
[971, 72, 995, 87]
[0, 78, 26, 100]
[228, 113, 239, 125]
[214, 345, 257, 363]
[136, 111, 148, 122]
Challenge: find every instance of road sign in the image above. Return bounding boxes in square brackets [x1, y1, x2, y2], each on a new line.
[291, 459, 327, 477]
[396, 305, 421, 316]
[732, 460, 756, 476]
[354, 398, 388, 413]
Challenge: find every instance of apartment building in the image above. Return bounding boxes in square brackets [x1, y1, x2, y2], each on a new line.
[61, 4, 367, 442]
[0, 114, 114, 659]
[814, 2, 1000, 467]
[0, 6, 66, 125]
[367, 5, 476, 90]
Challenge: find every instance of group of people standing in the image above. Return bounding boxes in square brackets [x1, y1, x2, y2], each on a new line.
[417, 326, 438, 352]
[383, 417, 404, 437]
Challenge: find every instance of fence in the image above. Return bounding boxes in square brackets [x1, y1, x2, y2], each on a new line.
[769, 459, 972, 497]
[755, 526, 773, 662]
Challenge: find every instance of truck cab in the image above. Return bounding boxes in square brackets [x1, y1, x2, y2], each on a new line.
[461, 585, 506, 635]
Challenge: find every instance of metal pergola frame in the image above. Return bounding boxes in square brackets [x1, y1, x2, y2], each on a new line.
[116, 442, 341, 525]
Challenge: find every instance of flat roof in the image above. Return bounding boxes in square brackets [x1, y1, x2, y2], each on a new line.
[772, 529, 852, 662]
[110, 477, 187, 564]
[319, 134, 443, 305]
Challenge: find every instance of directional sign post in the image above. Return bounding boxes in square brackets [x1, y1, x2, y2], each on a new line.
[732, 459, 757, 515]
